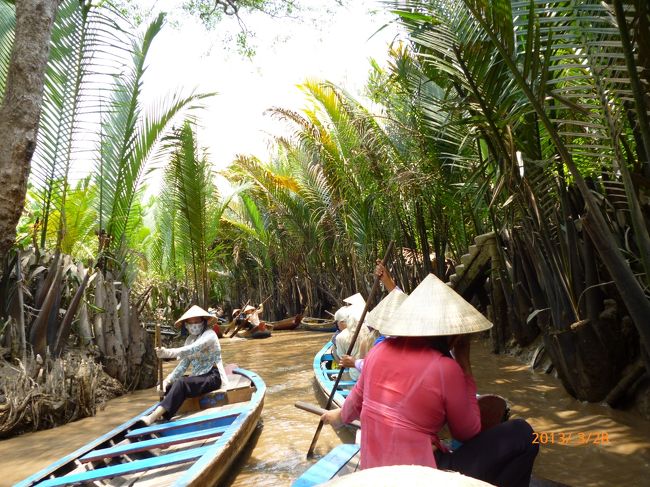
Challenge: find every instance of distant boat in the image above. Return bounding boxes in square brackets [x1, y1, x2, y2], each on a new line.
[313, 340, 356, 408]
[223, 320, 272, 339]
[301, 317, 337, 332]
[266, 313, 303, 331]
[16, 368, 266, 487]
[234, 325, 272, 339]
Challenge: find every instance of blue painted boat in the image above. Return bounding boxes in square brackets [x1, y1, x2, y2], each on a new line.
[293, 443, 360, 487]
[313, 341, 357, 408]
[293, 444, 566, 487]
[16, 368, 266, 487]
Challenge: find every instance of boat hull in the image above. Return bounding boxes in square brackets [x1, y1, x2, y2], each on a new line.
[267, 314, 302, 331]
[16, 368, 266, 487]
[301, 317, 337, 332]
[313, 341, 356, 408]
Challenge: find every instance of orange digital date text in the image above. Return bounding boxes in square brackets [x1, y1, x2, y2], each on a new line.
[532, 431, 610, 445]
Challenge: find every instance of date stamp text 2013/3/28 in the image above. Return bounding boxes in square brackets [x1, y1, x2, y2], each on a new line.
[532, 432, 610, 445]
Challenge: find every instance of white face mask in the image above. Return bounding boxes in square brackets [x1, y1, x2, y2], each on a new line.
[187, 322, 204, 336]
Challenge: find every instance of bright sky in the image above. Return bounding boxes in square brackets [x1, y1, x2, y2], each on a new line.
[139, 0, 401, 170]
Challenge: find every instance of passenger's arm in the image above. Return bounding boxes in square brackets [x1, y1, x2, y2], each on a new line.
[170, 330, 218, 359]
[341, 365, 365, 423]
[441, 357, 481, 442]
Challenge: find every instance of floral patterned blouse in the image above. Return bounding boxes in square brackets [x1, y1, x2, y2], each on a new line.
[167, 329, 229, 388]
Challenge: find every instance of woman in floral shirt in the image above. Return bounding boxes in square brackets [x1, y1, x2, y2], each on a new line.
[141, 305, 229, 425]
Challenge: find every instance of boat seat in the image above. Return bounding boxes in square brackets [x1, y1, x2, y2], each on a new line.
[336, 381, 355, 387]
[177, 373, 253, 414]
[126, 404, 247, 439]
[80, 424, 230, 463]
[339, 390, 350, 397]
[293, 443, 360, 487]
[35, 446, 211, 487]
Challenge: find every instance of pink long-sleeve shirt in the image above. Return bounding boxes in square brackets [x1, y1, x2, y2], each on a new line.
[340, 337, 480, 469]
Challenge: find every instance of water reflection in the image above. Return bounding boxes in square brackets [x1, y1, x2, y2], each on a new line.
[0, 332, 648, 487]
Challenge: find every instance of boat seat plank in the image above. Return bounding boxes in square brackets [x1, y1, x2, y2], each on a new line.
[80, 425, 229, 463]
[336, 381, 355, 387]
[324, 369, 340, 375]
[126, 404, 247, 439]
[293, 444, 360, 487]
[339, 390, 350, 397]
[35, 446, 211, 487]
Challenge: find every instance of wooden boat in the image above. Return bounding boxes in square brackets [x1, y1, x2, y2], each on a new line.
[235, 325, 272, 339]
[16, 368, 266, 487]
[314, 341, 357, 408]
[301, 316, 337, 332]
[266, 313, 303, 331]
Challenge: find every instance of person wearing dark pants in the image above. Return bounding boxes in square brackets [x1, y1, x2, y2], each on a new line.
[435, 418, 539, 487]
[158, 367, 222, 421]
[321, 273, 539, 486]
[141, 305, 229, 425]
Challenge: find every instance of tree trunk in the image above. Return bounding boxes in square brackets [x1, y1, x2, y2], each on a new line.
[0, 0, 60, 267]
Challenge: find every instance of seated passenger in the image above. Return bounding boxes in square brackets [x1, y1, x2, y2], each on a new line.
[141, 305, 229, 425]
[321, 274, 538, 487]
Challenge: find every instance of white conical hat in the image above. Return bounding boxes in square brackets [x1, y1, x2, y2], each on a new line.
[174, 305, 218, 328]
[343, 292, 366, 308]
[366, 288, 408, 329]
[376, 274, 493, 337]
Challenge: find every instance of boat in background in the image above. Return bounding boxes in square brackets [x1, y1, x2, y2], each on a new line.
[235, 325, 272, 339]
[313, 341, 356, 408]
[301, 317, 337, 332]
[266, 313, 303, 331]
[16, 368, 266, 487]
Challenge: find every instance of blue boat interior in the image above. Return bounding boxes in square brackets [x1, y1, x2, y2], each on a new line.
[15, 369, 265, 487]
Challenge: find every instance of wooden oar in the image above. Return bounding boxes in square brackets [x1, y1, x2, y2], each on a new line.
[229, 300, 251, 338]
[156, 323, 163, 400]
[306, 241, 394, 458]
[295, 401, 361, 429]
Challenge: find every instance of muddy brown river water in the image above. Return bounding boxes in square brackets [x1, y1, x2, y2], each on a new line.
[1, 330, 648, 486]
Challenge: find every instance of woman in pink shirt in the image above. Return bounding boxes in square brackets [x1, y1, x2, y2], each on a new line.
[322, 274, 538, 487]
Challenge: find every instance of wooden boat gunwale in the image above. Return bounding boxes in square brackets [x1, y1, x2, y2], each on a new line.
[16, 368, 266, 487]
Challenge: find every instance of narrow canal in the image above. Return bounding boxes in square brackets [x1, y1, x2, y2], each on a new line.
[1, 330, 648, 486]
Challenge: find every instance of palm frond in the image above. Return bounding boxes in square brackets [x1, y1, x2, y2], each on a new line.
[0, 0, 15, 97]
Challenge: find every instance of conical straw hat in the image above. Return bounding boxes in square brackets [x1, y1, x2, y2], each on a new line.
[174, 305, 218, 328]
[343, 292, 366, 308]
[376, 274, 493, 337]
[366, 288, 408, 330]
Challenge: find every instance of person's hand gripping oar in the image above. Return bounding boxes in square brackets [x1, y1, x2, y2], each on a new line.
[305, 241, 394, 458]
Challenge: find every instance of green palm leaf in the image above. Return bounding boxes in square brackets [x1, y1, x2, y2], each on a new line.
[0, 0, 15, 97]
